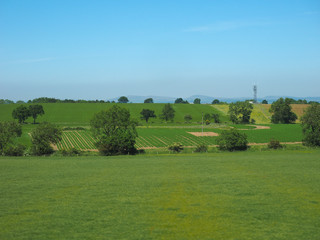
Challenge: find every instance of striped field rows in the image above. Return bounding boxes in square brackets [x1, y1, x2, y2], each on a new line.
[55, 130, 218, 150]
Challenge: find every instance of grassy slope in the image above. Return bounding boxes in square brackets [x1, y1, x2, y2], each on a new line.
[212, 104, 310, 124]
[0, 103, 227, 126]
[1, 150, 319, 239]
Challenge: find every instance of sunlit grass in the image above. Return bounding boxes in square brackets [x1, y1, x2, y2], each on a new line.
[1, 150, 319, 239]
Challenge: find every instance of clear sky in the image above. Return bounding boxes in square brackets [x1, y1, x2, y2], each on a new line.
[0, 0, 319, 101]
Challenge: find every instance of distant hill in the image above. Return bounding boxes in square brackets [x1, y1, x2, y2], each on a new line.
[108, 95, 320, 104]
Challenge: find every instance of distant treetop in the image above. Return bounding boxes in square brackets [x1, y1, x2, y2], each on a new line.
[144, 98, 154, 103]
[118, 96, 129, 103]
[193, 98, 201, 104]
[175, 98, 189, 104]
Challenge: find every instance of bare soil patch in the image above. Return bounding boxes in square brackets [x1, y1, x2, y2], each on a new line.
[188, 132, 219, 137]
[239, 125, 271, 130]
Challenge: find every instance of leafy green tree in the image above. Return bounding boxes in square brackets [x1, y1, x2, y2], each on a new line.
[90, 105, 138, 155]
[12, 105, 30, 123]
[144, 98, 154, 103]
[204, 113, 211, 121]
[160, 104, 175, 122]
[0, 121, 22, 155]
[174, 98, 188, 104]
[216, 129, 248, 151]
[301, 103, 320, 146]
[211, 113, 220, 123]
[118, 96, 129, 103]
[193, 98, 201, 104]
[31, 122, 62, 155]
[29, 105, 45, 124]
[184, 114, 192, 123]
[228, 101, 253, 124]
[269, 98, 297, 124]
[140, 109, 156, 123]
[212, 99, 220, 104]
[262, 100, 268, 104]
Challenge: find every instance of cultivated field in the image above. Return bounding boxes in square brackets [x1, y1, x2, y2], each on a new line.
[1, 150, 319, 239]
[0, 103, 306, 150]
[53, 124, 303, 151]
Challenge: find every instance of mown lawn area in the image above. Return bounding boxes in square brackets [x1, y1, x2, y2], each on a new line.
[1, 150, 319, 239]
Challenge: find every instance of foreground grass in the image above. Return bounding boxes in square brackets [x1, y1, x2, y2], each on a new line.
[1, 150, 320, 239]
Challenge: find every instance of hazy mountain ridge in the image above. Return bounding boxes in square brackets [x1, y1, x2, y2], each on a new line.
[108, 95, 320, 104]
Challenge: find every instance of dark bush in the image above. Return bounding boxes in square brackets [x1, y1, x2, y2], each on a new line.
[216, 129, 248, 151]
[63, 127, 86, 131]
[61, 148, 82, 156]
[268, 139, 283, 149]
[194, 144, 208, 152]
[3, 144, 26, 156]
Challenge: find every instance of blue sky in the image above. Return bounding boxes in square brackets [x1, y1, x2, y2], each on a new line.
[0, 0, 319, 101]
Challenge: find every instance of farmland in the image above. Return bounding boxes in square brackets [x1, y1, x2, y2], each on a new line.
[0, 102, 307, 151]
[1, 150, 320, 239]
[53, 124, 303, 151]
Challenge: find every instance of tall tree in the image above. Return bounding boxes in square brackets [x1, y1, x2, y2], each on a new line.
[269, 98, 297, 124]
[144, 98, 154, 103]
[90, 105, 137, 155]
[118, 96, 129, 103]
[29, 105, 45, 124]
[31, 123, 62, 155]
[301, 103, 320, 146]
[193, 98, 201, 104]
[228, 101, 253, 124]
[140, 109, 156, 123]
[12, 105, 30, 123]
[0, 121, 22, 154]
[160, 104, 175, 122]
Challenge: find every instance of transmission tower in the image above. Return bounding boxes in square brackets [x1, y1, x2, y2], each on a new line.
[253, 84, 257, 103]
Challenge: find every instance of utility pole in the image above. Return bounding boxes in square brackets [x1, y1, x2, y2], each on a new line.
[253, 84, 257, 103]
[202, 112, 204, 135]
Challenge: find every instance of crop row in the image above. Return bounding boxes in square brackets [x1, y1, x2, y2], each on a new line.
[55, 129, 219, 150]
[56, 131, 97, 151]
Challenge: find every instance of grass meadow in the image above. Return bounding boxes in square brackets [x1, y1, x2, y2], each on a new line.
[1, 150, 320, 239]
[0, 103, 227, 126]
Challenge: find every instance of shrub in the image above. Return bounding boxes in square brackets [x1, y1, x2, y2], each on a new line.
[184, 114, 192, 123]
[194, 144, 208, 152]
[168, 143, 184, 153]
[301, 103, 320, 147]
[63, 127, 86, 131]
[61, 148, 82, 156]
[3, 144, 26, 156]
[268, 139, 283, 149]
[216, 129, 248, 151]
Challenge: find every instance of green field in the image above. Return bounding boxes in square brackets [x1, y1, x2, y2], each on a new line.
[54, 124, 303, 151]
[1, 150, 319, 239]
[0, 103, 227, 126]
[0, 103, 305, 150]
